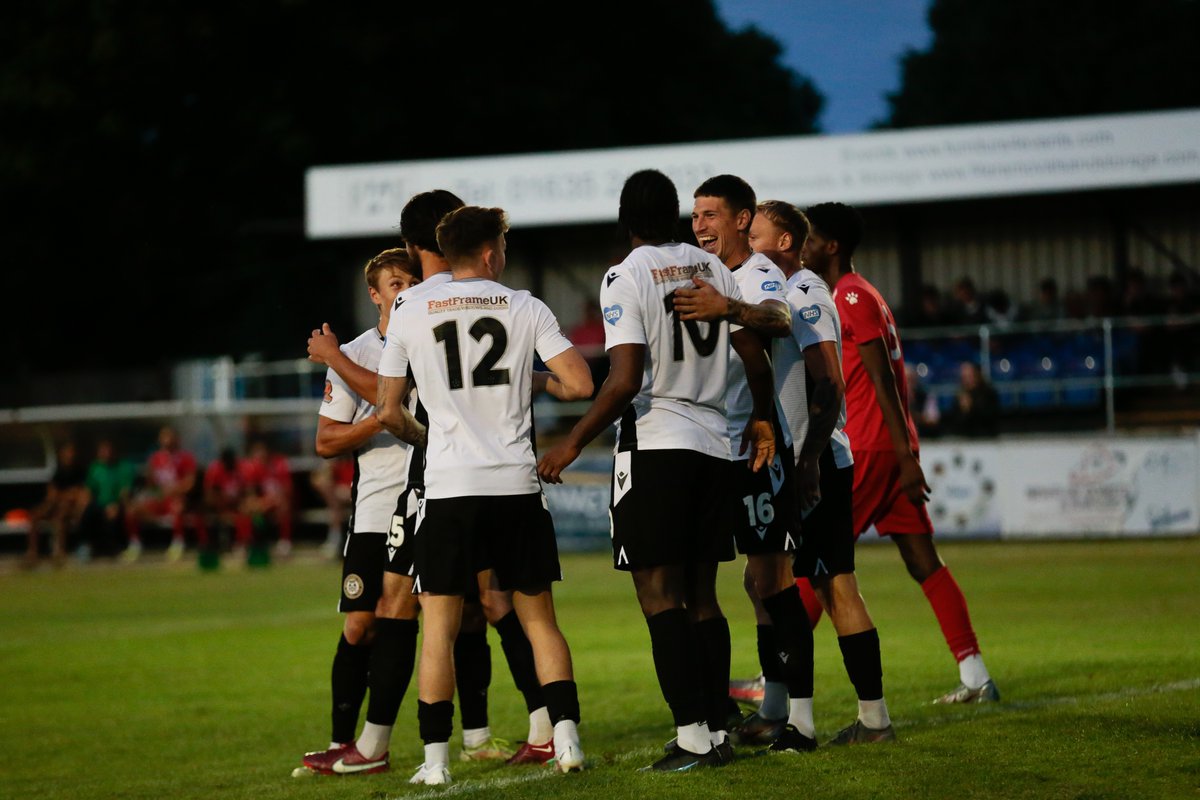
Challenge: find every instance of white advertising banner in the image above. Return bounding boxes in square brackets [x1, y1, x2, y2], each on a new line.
[306, 108, 1200, 238]
[999, 437, 1199, 538]
[921, 443, 1005, 540]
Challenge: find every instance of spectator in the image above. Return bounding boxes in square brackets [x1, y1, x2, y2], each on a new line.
[905, 362, 941, 438]
[309, 455, 354, 558]
[950, 277, 988, 324]
[82, 439, 137, 558]
[1025, 277, 1064, 322]
[204, 447, 253, 557]
[1121, 268, 1158, 317]
[907, 284, 953, 327]
[942, 362, 1000, 438]
[567, 301, 609, 393]
[124, 425, 206, 562]
[984, 288, 1018, 327]
[240, 439, 294, 556]
[24, 442, 90, 567]
[1084, 275, 1118, 319]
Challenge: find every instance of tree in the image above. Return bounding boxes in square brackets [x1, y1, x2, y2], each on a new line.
[885, 0, 1200, 127]
[0, 0, 823, 386]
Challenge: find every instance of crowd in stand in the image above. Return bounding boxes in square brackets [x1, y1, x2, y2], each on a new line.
[17, 425, 341, 568]
[902, 268, 1200, 329]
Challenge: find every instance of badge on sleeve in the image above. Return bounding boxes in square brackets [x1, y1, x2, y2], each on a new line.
[603, 304, 624, 325]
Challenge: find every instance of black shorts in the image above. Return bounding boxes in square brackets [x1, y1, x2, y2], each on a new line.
[383, 486, 420, 577]
[731, 448, 799, 555]
[793, 446, 855, 580]
[412, 492, 561, 595]
[339, 531, 386, 612]
[609, 449, 735, 571]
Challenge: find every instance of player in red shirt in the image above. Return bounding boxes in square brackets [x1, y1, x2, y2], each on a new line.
[124, 426, 207, 562]
[805, 202, 998, 704]
[240, 439, 295, 556]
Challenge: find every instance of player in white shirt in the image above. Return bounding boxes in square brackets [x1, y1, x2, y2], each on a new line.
[674, 176, 802, 750]
[746, 200, 894, 748]
[538, 170, 777, 772]
[377, 206, 593, 785]
[298, 249, 420, 775]
[303, 192, 553, 777]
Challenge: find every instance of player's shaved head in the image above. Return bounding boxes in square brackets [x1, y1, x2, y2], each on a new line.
[400, 190, 465, 255]
[619, 170, 679, 244]
[436, 206, 509, 266]
[805, 202, 864, 258]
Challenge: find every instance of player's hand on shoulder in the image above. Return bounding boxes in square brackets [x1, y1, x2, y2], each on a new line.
[899, 453, 931, 505]
[307, 323, 341, 364]
[674, 277, 727, 322]
[740, 418, 776, 473]
[537, 441, 581, 485]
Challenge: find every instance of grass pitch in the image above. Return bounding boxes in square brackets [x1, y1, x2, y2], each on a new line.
[1, 538, 1197, 800]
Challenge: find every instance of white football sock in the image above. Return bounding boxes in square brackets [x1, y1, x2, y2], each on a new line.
[528, 706, 553, 746]
[462, 726, 490, 748]
[958, 653, 991, 689]
[787, 697, 815, 739]
[553, 719, 580, 753]
[858, 698, 891, 730]
[356, 722, 392, 759]
[709, 728, 728, 746]
[759, 680, 788, 720]
[423, 741, 449, 769]
[676, 722, 713, 754]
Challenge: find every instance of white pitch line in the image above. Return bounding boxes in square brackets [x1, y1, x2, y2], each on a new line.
[386, 678, 1199, 799]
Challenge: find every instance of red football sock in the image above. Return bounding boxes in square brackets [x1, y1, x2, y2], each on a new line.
[277, 513, 293, 543]
[794, 577, 824, 630]
[920, 566, 980, 661]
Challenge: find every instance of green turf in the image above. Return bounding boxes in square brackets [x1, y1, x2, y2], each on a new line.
[2, 539, 1197, 799]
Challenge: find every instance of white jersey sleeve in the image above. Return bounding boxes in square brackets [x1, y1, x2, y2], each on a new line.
[319, 352, 358, 424]
[533, 298, 574, 362]
[792, 276, 839, 350]
[600, 266, 646, 349]
[725, 253, 791, 457]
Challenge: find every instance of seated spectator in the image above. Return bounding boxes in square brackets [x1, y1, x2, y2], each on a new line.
[985, 288, 1018, 327]
[568, 301, 608, 394]
[1085, 275, 1118, 319]
[950, 277, 988, 324]
[204, 447, 255, 555]
[25, 442, 90, 567]
[124, 425, 207, 562]
[309, 455, 354, 558]
[240, 439, 294, 557]
[905, 363, 941, 438]
[942, 362, 1000, 438]
[1121, 268, 1159, 317]
[1025, 277, 1064, 322]
[906, 284, 953, 327]
[81, 439, 137, 558]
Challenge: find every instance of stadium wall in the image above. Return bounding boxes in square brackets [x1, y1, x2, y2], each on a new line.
[545, 432, 1200, 549]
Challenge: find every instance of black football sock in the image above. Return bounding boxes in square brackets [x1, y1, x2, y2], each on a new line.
[645, 608, 707, 727]
[541, 679, 581, 724]
[693, 616, 734, 733]
[417, 700, 455, 744]
[762, 584, 815, 699]
[838, 628, 884, 701]
[494, 610, 545, 713]
[454, 629, 491, 731]
[330, 634, 372, 744]
[364, 618, 419, 726]
[757, 623, 784, 684]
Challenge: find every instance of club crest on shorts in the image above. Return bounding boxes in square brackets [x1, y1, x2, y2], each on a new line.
[343, 573, 364, 599]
